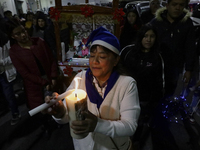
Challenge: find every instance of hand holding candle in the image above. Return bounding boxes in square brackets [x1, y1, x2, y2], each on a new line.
[28, 89, 74, 116]
[65, 77, 88, 139]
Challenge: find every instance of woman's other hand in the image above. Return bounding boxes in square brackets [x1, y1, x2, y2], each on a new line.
[71, 110, 97, 135]
[43, 92, 66, 118]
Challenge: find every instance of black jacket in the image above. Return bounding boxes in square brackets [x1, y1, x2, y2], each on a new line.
[150, 8, 196, 71]
[120, 44, 164, 105]
[141, 9, 155, 25]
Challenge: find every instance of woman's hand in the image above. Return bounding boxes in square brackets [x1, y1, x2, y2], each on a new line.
[43, 92, 66, 118]
[70, 110, 98, 135]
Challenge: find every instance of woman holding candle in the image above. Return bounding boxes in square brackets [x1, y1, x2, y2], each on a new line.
[45, 26, 140, 150]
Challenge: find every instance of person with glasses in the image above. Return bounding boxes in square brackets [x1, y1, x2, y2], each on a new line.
[141, 0, 162, 25]
[6, 18, 59, 133]
[7, 18, 58, 109]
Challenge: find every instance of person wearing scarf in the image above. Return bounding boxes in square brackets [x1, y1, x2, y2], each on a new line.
[45, 27, 140, 150]
[32, 13, 48, 39]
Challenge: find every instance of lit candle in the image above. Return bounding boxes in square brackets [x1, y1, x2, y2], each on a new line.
[65, 77, 88, 139]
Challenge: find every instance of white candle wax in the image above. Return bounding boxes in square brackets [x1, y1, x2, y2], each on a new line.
[28, 89, 74, 116]
[66, 89, 88, 139]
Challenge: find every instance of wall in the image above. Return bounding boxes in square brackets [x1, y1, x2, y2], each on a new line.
[0, 0, 29, 16]
[0, 0, 17, 15]
[0, 0, 113, 17]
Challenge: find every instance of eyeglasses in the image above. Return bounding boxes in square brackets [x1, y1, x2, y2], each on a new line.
[13, 29, 27, 36]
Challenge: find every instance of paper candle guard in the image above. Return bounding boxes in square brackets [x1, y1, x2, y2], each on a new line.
[75, 98, 87, 121]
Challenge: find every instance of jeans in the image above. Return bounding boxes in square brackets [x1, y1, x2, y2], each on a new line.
[0, 72, 19, 116]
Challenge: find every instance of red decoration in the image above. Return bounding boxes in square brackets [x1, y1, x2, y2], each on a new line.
[63, 65, 73, 76]
[80, 5, 94, 17]
[49, 7, 61, 21]
[113, 8, 125, 22]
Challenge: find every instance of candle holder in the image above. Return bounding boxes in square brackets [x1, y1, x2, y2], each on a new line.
[65, 89, 88, 139]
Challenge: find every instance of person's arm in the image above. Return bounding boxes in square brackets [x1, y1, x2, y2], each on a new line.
[1, 41, 13, 66]
[184, 19, 197, 84]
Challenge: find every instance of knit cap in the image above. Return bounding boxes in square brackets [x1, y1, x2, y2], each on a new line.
[86, 26, 120, 55]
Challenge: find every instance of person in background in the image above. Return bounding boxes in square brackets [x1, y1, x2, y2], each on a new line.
[24, 12, 35, 37]
[120, 24, 164, 149]
[149, 0, 196, 149]
[192, 3, 200, 18]
[119, 8, 142, 50]
[150, 0, 196, 99]
[44, 26, 140, 150]
[3, 10, 12, 21]
[141, 0, 162, 25]
[7, 18, 58, 110]
[6, 18, 59, 133]
[0, 16, 20, 125]
[44, 20, 70, 61]
[32, 13, 48, 39]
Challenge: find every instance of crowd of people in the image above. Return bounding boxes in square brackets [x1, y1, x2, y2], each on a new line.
[0, 0, 200, 149]
[0, 9, 66, 128]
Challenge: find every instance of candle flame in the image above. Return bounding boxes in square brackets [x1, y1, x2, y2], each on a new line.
[74, 77, 81, 90]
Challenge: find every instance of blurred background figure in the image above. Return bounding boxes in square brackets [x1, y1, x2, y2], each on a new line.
[7, 18, 59, 133]
[192, 3, 200, 18]
[24, 12, 35, 37]
[3, 10, 13, 22]
[0, 15, 20, 125]
[119, 8, 142, 50]
[120, 24, 164, 149]
[141, 0, 162, 25]
[32, 12, 48, 39]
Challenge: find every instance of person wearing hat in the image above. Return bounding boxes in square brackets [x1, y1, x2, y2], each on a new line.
[44, 26, 140, 150]
[32, 12, 48, 39]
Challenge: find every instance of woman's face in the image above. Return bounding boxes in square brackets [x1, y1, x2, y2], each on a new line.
[38, 19, 45, 28]
[127, 12, 137, 25]
[12, 25, 29, 44]
[89, 46, 119, 82]
[141, 29, 156, 50]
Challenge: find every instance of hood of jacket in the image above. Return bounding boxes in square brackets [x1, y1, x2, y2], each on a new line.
[155, 7, 191, 23]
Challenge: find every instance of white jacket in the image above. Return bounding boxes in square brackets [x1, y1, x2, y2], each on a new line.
[0, 41, 17, 82]
[54, 71, 140, 150]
